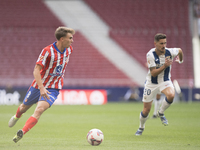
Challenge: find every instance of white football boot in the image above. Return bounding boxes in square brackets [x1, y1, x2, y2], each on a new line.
[8, 115, 19, 127]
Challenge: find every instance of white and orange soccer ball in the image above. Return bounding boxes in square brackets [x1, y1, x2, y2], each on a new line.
[86, 128, 104, 146]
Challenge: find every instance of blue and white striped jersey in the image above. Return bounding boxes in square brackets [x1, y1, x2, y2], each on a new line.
[146, 48, 179, 84]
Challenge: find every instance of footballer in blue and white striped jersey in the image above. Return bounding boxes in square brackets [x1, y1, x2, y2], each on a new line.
[135, 33, 184, 136]
[146, 47, 179, 84]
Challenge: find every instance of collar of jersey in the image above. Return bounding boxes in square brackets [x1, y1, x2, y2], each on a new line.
[53, 42, 66, 54]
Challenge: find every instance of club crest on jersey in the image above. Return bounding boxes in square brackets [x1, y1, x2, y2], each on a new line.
[166, 56, 172, 60]
[56, 65, 62, 73]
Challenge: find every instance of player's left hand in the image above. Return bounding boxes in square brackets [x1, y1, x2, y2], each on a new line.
[175, 56, 180, 63]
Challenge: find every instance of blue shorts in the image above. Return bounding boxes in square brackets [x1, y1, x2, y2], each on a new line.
[23, 86, 60, 107]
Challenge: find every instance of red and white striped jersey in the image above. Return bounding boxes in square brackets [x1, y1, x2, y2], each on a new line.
[31, 42, 73, 89]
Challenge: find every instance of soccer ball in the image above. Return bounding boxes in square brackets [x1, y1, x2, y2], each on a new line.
[86, 128, 104, 146]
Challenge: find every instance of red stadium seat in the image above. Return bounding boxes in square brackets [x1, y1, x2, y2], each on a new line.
[0, 0, 135, 87]
[84, 0, 193, 86]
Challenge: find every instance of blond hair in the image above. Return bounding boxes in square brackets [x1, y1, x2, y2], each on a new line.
[55, 27, 75, 40]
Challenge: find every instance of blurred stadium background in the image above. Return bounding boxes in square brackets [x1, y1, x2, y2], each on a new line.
[0, 0, 200, 104]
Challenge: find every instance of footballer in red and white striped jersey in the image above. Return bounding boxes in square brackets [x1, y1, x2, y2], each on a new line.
[31, 42, 73, 89]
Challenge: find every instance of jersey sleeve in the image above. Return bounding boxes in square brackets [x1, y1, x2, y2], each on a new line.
[36, 48, 49, 68]
[147, 52, 156, 68]
[169, 48, 179, 59]
[68, 46, 73, 55]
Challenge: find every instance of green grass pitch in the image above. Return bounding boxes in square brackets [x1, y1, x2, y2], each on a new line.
[0, 102, 200, 150]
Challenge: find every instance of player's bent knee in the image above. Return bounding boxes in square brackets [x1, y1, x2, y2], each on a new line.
[34, 107, 46, 118]
[165, 96, 174, 104]
[167, 94, 175, 101]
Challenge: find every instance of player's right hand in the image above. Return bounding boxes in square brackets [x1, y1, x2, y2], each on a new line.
[164, 57, 172, 67]
[39, 86, 51, 100]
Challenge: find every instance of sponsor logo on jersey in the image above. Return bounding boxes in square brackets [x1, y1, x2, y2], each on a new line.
[50, 65, 63, 76]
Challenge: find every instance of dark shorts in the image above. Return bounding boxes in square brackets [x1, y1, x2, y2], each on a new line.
[23, 86, 60, 107]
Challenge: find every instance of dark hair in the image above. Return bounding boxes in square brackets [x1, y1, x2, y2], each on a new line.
[55, 27, 75, 40]
[154, 33, 167, 42]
